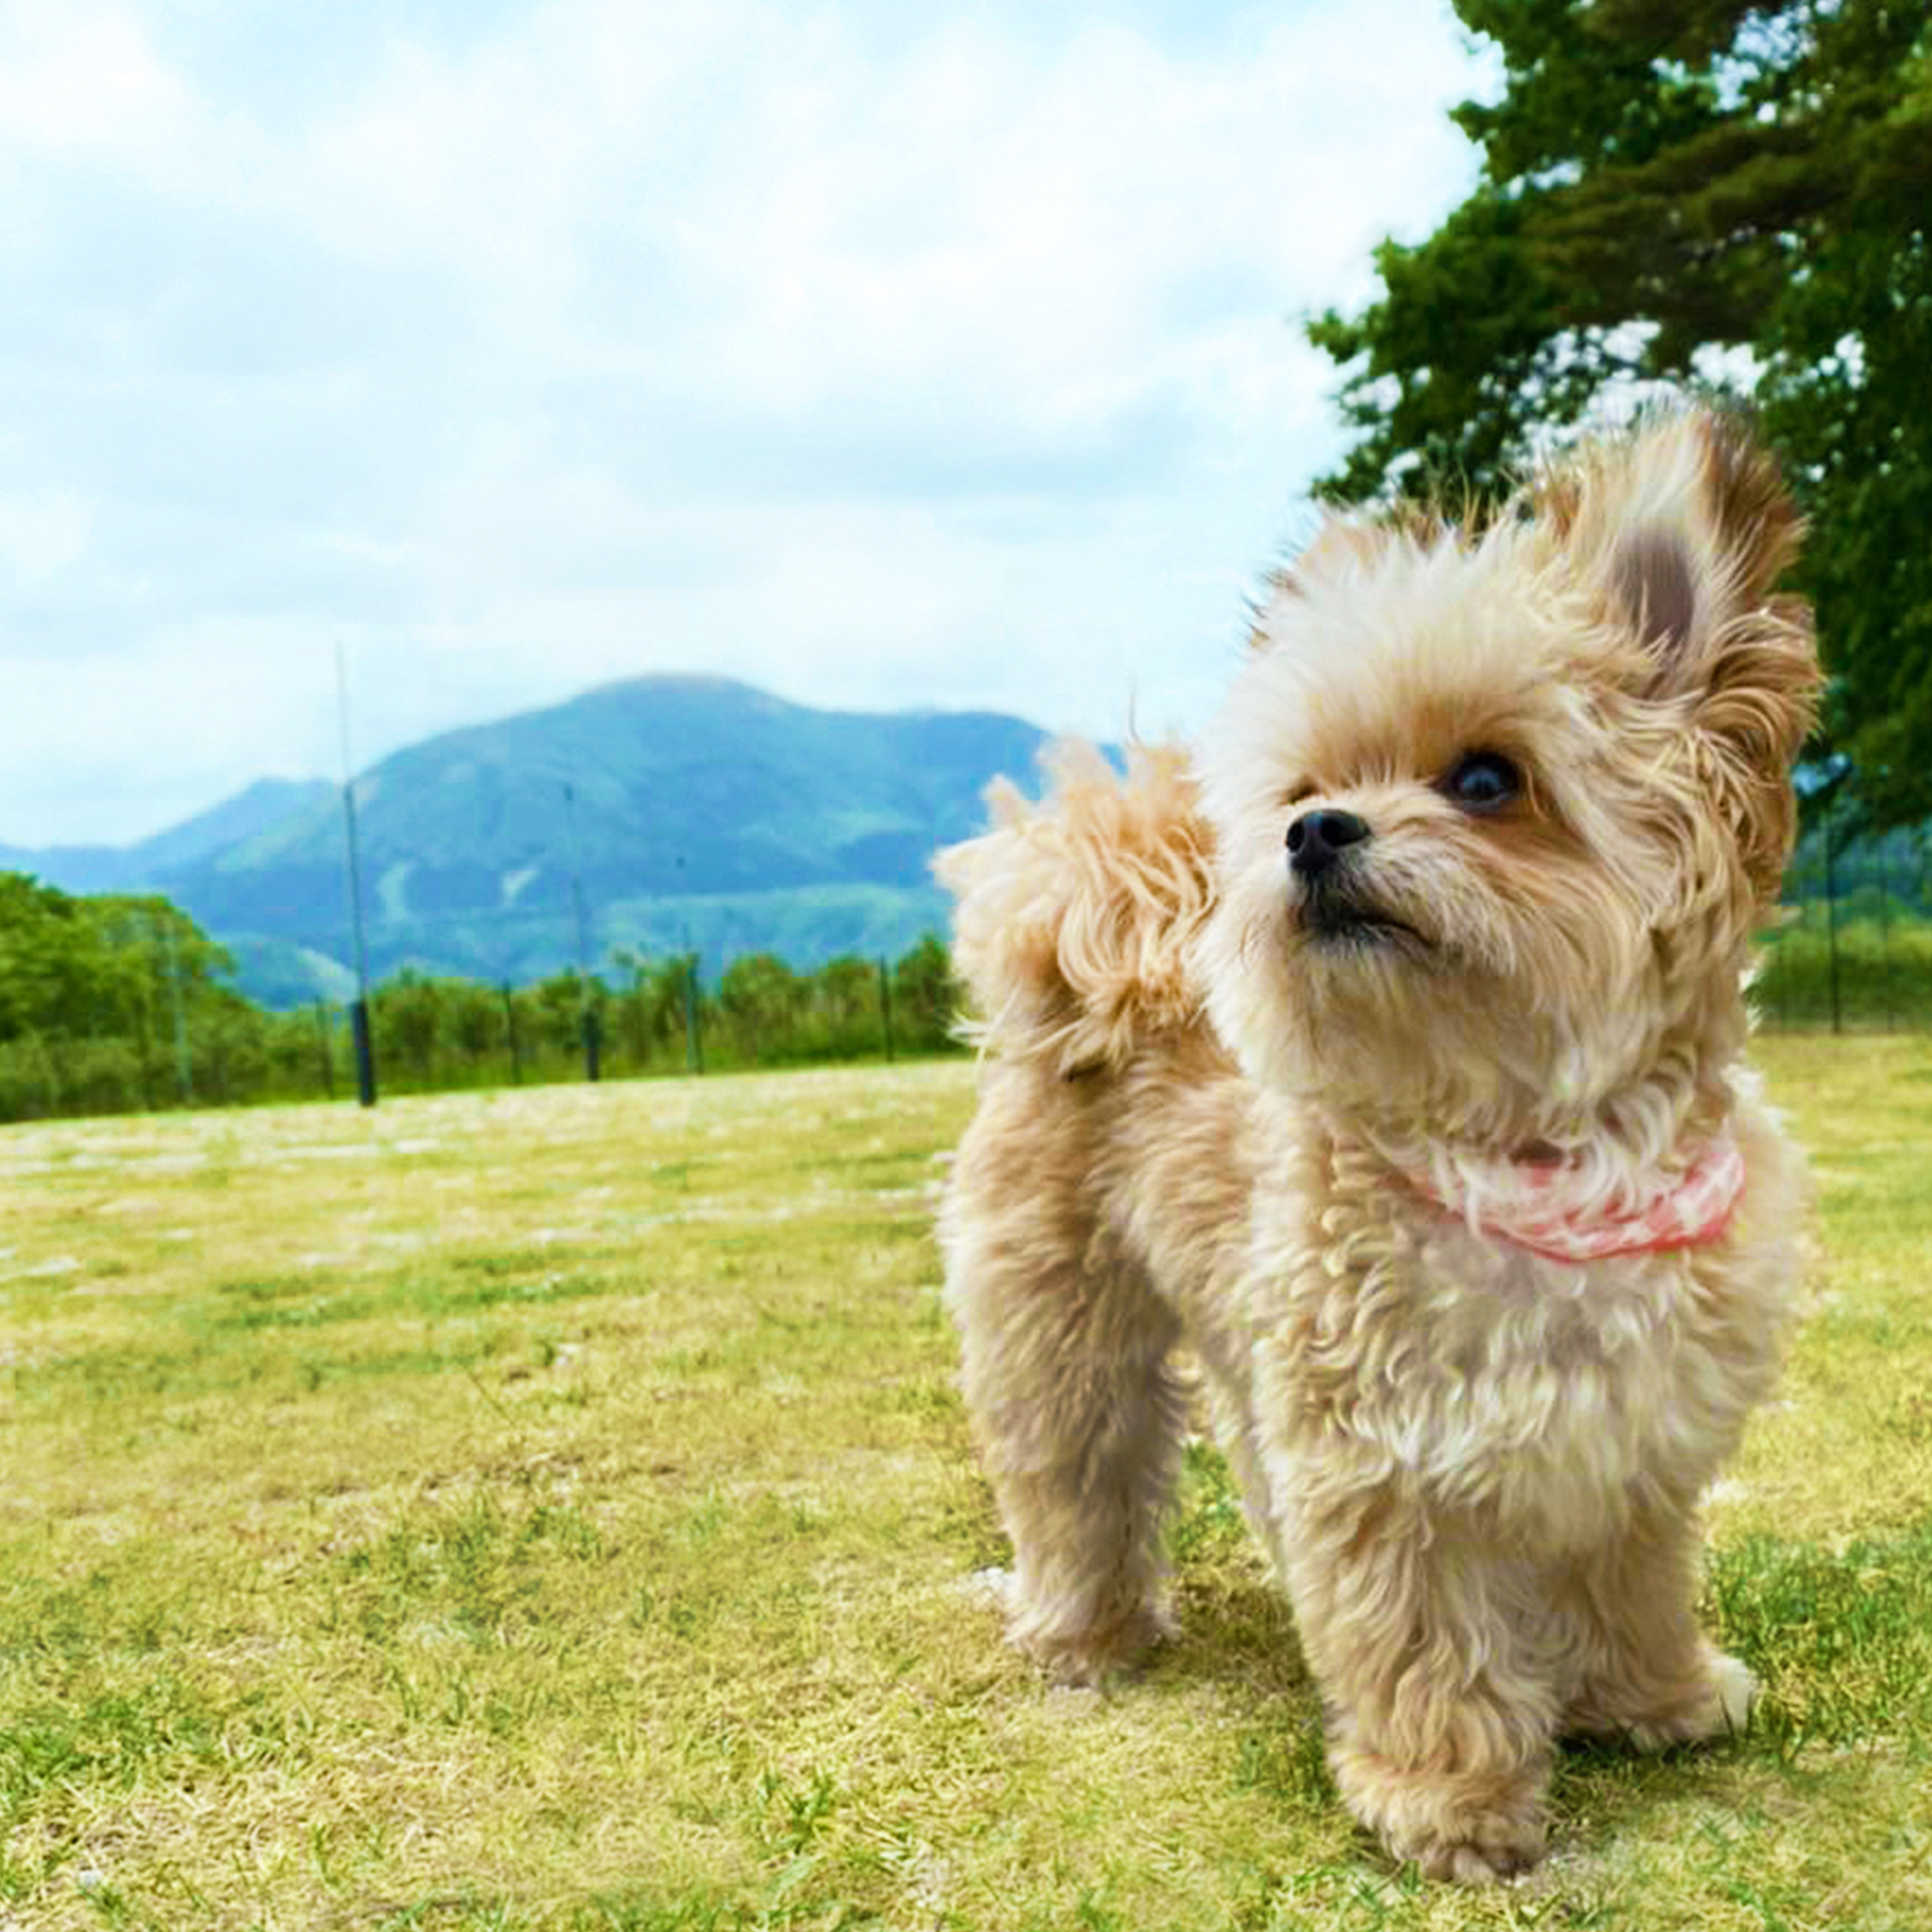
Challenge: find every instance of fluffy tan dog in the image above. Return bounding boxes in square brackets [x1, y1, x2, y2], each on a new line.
[936, 408, 1819, 1882]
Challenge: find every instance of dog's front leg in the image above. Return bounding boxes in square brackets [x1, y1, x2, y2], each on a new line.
[1561, 1490, 1757, 1748]
[1282, 1488, 1559, 1883]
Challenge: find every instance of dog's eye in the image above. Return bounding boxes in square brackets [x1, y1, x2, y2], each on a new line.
[1441, 751, 1522, 812]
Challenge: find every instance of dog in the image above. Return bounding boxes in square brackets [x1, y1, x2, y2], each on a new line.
[935, 408, 1819, 1882]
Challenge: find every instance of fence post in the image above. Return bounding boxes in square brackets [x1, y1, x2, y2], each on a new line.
[160, 922, 193, 1105]
[684, 958, 705, 1074]
[1879, 841, 1899, 1033]
[350, 997, 377, 1107]
[503, 983, 523, 1085]
[1824, 803, 1842, 1036]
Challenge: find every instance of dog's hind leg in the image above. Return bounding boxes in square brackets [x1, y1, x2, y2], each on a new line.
[942, 1098, 1188, 1684]
[957, 1253, 1188, 1685]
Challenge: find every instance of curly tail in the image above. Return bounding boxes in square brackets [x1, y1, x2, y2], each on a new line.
[934, 740, 1217, 1074]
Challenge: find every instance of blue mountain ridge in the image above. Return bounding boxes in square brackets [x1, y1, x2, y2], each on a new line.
[3, 675, 1073, 1008]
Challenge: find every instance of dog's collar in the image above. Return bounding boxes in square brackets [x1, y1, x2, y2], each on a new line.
[1403, 1134, 1745, 1263]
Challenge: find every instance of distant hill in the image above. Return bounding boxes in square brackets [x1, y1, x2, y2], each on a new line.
[0, 778, 337, 899]
[1, 677, 1060, 1007]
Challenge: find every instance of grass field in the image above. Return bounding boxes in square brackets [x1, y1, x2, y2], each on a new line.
[3, 1041, 1929, 1931]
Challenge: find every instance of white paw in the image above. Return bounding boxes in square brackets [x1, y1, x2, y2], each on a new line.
[1709, 1651, 1757, 1735]
[1623, 1649, 1758, 1748]
[959, 1566, 1013, 1609]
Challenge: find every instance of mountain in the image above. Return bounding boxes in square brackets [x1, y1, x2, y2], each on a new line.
[0, 778, 336, 899]
[131, 777, 339, 876]
[1, 677, 1059, 1007]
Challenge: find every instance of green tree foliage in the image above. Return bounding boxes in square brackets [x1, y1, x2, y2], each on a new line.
[611, 950, 694, 1063]
[0, 871, 968, 1120]
[0, 874, 119, 1041]
[891, 935, 965, 1049]
[1308, 0, 1932, 824]
[375, 971, 447, 1081]
[718, 953, 803, 1060]
[0, 875, 250, 1113]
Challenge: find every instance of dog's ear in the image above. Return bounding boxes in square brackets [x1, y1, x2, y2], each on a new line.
[1541, 408, 1822, 899]
[1540, 408, 1800, 673]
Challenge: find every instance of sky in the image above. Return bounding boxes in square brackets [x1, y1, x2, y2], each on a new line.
[1, 0, 1493, 848]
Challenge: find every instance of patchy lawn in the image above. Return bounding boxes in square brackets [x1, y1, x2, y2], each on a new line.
[2, 1043, 1927, 1929]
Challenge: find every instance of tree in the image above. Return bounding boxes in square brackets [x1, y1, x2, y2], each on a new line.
[376, 971, 446, 1081]
[1308, 0, 1932, 824]
[88, 894, 238, 1104]
[442, 979, 505, 1068]
[0, 874, 268, 1117]
[610, 949, 695, 1067]
[529, 970, 605, 1062]
[719, 953, 801, 1059]
[0, 874, 122, 1042]
[891, 934, 963, 1053]
[813, 955, 881, 1052]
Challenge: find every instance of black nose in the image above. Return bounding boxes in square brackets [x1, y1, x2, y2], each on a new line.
[1286, 808, 1372, 877]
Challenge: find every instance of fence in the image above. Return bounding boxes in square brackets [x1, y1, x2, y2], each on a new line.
[0, 945, 964, 1125]
[5, 865, 1932, 1124]
[1756, 831, 1932, 1032]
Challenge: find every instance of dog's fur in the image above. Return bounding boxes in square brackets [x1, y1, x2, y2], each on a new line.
[936, 409, 1820, 1882]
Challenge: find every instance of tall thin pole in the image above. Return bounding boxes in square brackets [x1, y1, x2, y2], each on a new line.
[1824, 796, 1842, 1037]
[314, 1000, 335, 1099]
[161, 921, 193, 1104]
[564, 781, 599, 1081]
[337, 643, 377, 1107]
[502, 982, 523, 1085]
[682, 919, 704, 1074]
[1880, 839, 1896, 1032]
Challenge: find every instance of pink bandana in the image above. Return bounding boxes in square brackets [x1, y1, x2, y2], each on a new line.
[1407, 1135, 1746, 1263]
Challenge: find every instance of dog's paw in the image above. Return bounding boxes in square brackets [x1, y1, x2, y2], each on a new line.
[1012, 1596, 1174, 1688]
[1625, 1649, 1757, 1748]
[1568, 1641, 1761, 1751]
[1398, 1815, 1546, 1887]
[1335, 1746, 1548, 1886]
[960, 1566, 1015, 1610]
[1381, 1792, 1547, 1886]
[1709, 1651, 1758, 1733]
[959, 1567, 1174, 1684]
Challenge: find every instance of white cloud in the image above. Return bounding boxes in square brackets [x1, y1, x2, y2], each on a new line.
[0, 485, 92, 588]
[0, 0, 1488, 845]
[0, 5, 187, 154]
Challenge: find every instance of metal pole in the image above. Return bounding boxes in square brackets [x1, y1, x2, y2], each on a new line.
[336, 642, 377, 1106]
[1824, 799, 1842, 1037]
[683, 937, 704, 1074]
[564, 782, 600, 1082]
[314, 1001, 335, 1100]
[160, 921, 192, 1104]
[502, 982, 523, 1085]
[1880, 841, 1895, 1032]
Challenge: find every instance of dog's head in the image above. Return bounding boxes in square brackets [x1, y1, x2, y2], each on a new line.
[1196, 408, 1820, 1143]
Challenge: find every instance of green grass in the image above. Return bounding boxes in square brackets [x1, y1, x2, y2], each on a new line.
[2, 1046, 1929, 1929]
